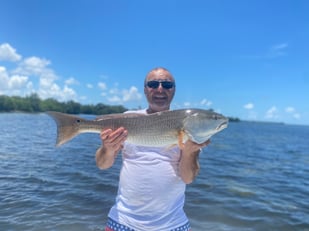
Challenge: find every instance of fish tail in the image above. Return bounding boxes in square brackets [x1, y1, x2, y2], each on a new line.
[47, 111, 84, 147]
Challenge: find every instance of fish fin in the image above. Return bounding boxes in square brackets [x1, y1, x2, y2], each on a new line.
[178, 130, 185, 150]
[47, 111, 84, 147]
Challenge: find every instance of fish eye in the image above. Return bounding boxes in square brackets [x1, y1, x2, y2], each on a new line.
[76, 119, 81, 123]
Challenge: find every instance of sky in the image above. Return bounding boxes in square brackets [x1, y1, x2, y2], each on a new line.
[0, 0, 308, 125]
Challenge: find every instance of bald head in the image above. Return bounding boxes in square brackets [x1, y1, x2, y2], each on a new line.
[144, 67, 175, 85]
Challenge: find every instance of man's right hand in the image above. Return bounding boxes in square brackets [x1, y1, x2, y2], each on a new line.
[96, 127, 128, 169]
[99, 127, 128, 153]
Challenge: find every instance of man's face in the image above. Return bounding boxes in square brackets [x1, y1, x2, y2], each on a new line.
[144, 69, 175, 113]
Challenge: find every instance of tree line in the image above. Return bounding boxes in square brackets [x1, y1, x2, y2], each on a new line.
[0, 94, 127, 115]
[0, 93, 240, 121]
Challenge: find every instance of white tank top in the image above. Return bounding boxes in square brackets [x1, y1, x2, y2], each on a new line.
[108, 109, 189, 230]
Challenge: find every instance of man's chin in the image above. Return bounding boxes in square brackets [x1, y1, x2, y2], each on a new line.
[151, 103, 169, 111]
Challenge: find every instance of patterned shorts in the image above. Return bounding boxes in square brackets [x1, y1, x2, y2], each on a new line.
[105, 217, 191, 231]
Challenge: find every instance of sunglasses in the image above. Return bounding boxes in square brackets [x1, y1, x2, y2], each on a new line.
[146, 80, 175, 89]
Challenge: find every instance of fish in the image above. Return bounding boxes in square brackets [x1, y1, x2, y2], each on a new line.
[47, 108, 228, 148]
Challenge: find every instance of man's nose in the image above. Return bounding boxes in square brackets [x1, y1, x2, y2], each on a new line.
[157, 83, 163, 92]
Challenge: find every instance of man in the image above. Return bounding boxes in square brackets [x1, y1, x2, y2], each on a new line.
[96, 67, 210, 231]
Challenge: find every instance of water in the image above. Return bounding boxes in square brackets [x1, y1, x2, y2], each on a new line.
[0, 113, 308, 231]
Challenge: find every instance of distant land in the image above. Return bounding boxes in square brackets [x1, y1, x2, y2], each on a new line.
[0, 93, 240, 122]
[0, 93, 126, 115]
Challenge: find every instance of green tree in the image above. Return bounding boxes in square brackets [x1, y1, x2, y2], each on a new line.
[0, 95, 16, 111]
[27, 93, 41, 112]
[65, 100, 81, 114]
[0, 94, 128, 115]
[40, 98, 65, 112]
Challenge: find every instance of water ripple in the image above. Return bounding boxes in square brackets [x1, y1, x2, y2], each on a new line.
[1, 114, 309, 230]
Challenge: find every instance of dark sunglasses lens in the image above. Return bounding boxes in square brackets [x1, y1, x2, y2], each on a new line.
[146, 81, 174, 89]
[147, 81, 160, 88]
[161, 81, 174, 89]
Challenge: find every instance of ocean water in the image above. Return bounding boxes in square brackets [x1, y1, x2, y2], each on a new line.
[0, 113, 308, 231]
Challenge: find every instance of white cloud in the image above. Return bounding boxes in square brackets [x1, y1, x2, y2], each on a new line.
[65, 77, 79, 85]
[293, 113, 301, 119]
[0, 66, 30, 94]
[285, 106, 301, 120]
[38, 81, 77, 101]
[122, 86, 142, 102]
[26, 81, 34, 91]
[244, 43, 288, 59]
[184, 102, 191, 107]
[9, 75, 29, 89]
[96, 75, 143, 105]
[265, 106, 279, 119]
[86, 83, 93, 88]
[39, 76, 54, 88]
[0, 66, 9, 89]
[0, 43, 22, 62]
[244, 103, 254, 110]
[80, 95, 87, 100]
[12, 53, 78, 101]
[268, 43, 288, 58]
[271, 43, 288, 51]
[200, 98, 212, 107]
[105, 85, 142, 105]
[98, 82, 107, 90]
[285, 106, 295, 113]
[63, 85, 77, 100]
[15, 56, 53, 77]
[243, 103, 257, 120]
[109, 88, 119, 95]
[107, 95, 122, 103]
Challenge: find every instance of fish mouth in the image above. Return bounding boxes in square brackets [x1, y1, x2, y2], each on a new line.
[216, 121, 228, 131]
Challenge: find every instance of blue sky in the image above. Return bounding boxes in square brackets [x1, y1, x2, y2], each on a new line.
[0, 0, 308, 125]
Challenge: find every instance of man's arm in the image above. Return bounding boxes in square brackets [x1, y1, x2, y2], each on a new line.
[179, 139, 210, 184]
[95, 127, 128, 169]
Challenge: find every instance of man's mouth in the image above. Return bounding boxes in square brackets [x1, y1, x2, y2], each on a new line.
[153, 95, 167, 101]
